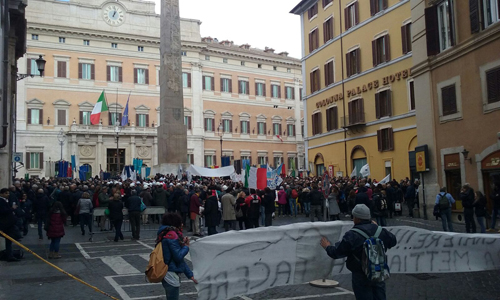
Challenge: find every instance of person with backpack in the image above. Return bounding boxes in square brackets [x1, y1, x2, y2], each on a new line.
[435, 187, 455, 232]
[244, 189, 261, 228]
[156, 213, 197, 299]
[235, 191, 248, 230]
[372, 188, 388, 226]
[320, 204, 397, 300]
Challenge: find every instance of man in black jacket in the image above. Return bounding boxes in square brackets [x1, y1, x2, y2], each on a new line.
[125, 190, 142, 240]
[321, 204, 397, 300]
[309, 185, 324, 222]
[0, 188, 21, 262]
[460, 183, 476, 233]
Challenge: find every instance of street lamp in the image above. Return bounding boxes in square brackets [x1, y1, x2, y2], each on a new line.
[17, 55, 46, 81]
[115, 122, 121, 175]
[57, 128, 66, 161]
[218, 122, 223, 167]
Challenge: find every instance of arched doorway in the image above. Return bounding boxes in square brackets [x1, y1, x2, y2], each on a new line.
[314, 153, 325, 176]
[351, 146, 367, 178]
[481, 149, 500, 212]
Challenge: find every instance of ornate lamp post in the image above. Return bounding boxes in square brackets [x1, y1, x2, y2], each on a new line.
[17, 55, 46, 81]
[218, 122, 223, 166]
[57, 128, 66, 161]
[115, 122, 121, 174]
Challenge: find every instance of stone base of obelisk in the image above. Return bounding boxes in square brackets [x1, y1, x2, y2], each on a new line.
[152, 163, 191, 178]
[309, 279, 339, 287]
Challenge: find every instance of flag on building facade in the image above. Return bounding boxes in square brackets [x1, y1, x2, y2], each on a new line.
[360, 164, 370, 178]
[90, 91, 108, 125]
[244, 164, 267, 190]
[121, 94, 130, 126]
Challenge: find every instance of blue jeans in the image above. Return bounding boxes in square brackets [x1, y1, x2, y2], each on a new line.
[352, 271, 386, 300]
[260, 206, 265, 226]
[49, 237, 61, 252]
[303, 202, 311, 214]
[113, 219, 123, 241]
[477, 216, 486, 233]
[161, 280, 179, 300]
[289, 199, 297, 217]
[490, 208, 500, 229]
[440, 208, 454, 232]
[79, 213, 93, 234]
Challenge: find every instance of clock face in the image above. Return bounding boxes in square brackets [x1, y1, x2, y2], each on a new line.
[102, 4, 125, 26]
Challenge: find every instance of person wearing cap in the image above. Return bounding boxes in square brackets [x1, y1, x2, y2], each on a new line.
[320, 204, 397, 299]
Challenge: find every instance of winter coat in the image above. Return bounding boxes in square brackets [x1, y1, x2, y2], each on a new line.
[327, 193, 340, 216]
[33, 193, 51, 218]
[300, 191, 310, 204]
[153, 188, 168, 209]
[108, 200, 124, 221]
[158, 226, 193, 279]
[235, 197, 247, 219]
[98, 192, 110, 208]
[355, 188, 370, 207]
[460, 188, 475, 210]
[309, 189, 324, 206]
[125, 196, 142, 212]
[180, 194, 190, 213]
[474, 196, 487, 218]
[140, 191, 153, 206]
[47, 212, 65, 239]
[221, 193, 236, 221]
[492, 189, 500, 209]
[204, 196, 219, 227]
[77, 198, 93, 214]
[0, 197, 17, 232]
[277, 190, 287, 205]
[263, 191, 276, 214]
[372, 193, 388, 218]
[190, 194, 201, 215]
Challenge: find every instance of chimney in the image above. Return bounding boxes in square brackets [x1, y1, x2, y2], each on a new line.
[278, 51, 289, 57]
[239, 43, 251, 50]
[264, 47, 275, 53]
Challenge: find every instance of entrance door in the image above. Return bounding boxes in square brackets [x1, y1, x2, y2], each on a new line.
[445, 169, 462, 210]
[483, 170, 500, 212]
[107, 149, 125, 174]
[316, 164, 325, 176]
[353, 158, 367, 178]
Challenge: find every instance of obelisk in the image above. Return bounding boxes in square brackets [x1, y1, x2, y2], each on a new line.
[158, 0, 187, 164]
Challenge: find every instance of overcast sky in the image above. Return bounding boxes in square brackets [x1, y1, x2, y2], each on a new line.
[152, 0, 302, 59]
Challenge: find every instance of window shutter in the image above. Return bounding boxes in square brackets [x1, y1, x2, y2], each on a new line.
[387, 91, 392, 116]
[238, 80, 242, 94]
[293, 125, 296, 136]
[401, 25, 408, 54]
[212, 119, 215, 131]
[240, 121, 244, 133]
[354, 2, 359, 25]
[146, 115, 149, 127]
[220, 78, 224, 91]
[58, 110, 66, 125]
[334, 107, 338, 129]
[27, 109, 32, 124]
[188, 116, 192, 129]
[107, 66, 111, 81]
[344, 7, 350, 30]
[348, 102, 353, 125]
[211, 77, 214, 91]
[230, 120, 233, 132]
[326, 109, 331, 131]
[91, 64, 95, 80]
[346, 53, 351, 77]
[255, 82, 258, 95]
[40, 153, 44, 166]
[187, 73, 191, 87]
[442, 85, 457, 115]
[246, 82, 250, 95]
[425, 5, 440, 56]
[61, 61, 67, 78]
[79, 111, 83, 124]
[108, 113, 112, 125]
[486, 69, 500, 104]
[315, 29, 319, 49]
[310, 73, 314, 93]
[39, 109, 43, 125]
[309, 32, 313, 52]
[263, 84, 266, 96]
[469, 0, 481, 33]
[27, 59, 31, 75]
[377, 130, 383, 151]
[278, 86, 281, 98]
[264, 122, 267, 135]
[356, 49, 361, 74]
[118, 67, 123, 82]
[78, 63, 83, 79]
[145, 69, 149, 85]
[134, 68, 138, 84]
[204, 118, 207, 131]
[447, 2, 455, 46]
[375, 92, 381, 119]
[292, 87, 295, 99]
[324, 64, 329, 86]
[372, 40, 378, 67]
[136, 114, 139, 126]
[383, 0, 388, 9]
[384, 35, 391, 61]
[229, 79, 233, 93]
[26, 152, 30, 169]
[323, 21, 327, 43]
[370, 0, 376, 16]
[279, 124, 282, 135]
[388, 128, 394, 150]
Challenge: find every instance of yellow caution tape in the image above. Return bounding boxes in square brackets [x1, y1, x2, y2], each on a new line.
[0, 230, 120, 300]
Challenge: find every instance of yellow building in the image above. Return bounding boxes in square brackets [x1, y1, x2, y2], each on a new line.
[291, 0, 417, 181]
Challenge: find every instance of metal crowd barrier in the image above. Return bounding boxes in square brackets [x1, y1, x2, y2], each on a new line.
[92, 206, 166, 233]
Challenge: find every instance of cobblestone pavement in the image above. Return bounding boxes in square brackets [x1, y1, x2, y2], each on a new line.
[1, 211, 499, 300]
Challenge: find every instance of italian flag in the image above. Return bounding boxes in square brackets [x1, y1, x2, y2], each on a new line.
[90, 91, 108, 125]
[244, 164, 267, 190]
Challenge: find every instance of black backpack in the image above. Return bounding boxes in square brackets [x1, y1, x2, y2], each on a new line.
[438, 193, 449, 210]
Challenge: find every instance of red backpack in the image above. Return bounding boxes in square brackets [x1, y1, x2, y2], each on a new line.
[291, 189, 298, 199]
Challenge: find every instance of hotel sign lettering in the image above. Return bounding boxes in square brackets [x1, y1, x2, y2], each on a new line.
[347, 69, 411, 98]
[482, 150, 500, 170]
[315, 93, 344, 108]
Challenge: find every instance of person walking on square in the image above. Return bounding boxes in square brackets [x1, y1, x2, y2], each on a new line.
[435, 187, 455, 232]
[460, 184, 476, 233]
[126, 190, 142, 240]
[221, 187, 236, 231]
[33, 188, 50, 240]
[474, 191, 487, 233]
[108, 193, 124, 242]
[320, 204, 397, 300]
[309, 185, 324, 222]
[46, 201, 66, 259]
[77, 192, 93, 236]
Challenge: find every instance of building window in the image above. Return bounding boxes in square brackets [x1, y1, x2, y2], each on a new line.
[273, 157, 282, 168]
[258, 156, 267, 166]
[287, 68, 291, 73]
[83, 40, 90, 46]
[346, 48, 360, 77]
[323, 17, 334, 42]
[182, 72, 191, 88]
[240, 121, 249, 134]
[486, 67, 500, 104]
[138, 46, 144, 52]
[221, 78, 232, 93]
[184, 116, 192, 130]
[205, 55, 210, 61]
[137, 114, 148, 127]
[408, 80, 416, 110]
[28, 108, 42, 125]
[273, 123, 282, 136]
[377, 128, 394, 151]
[204, 118, 215, 131]
[205, 155, 216, 167]
[257, 122, 266, 135]
[57, 109, 66, 126]
[59, 37, 65, 43]
[255, 82, 266, 96]
[223, 58, 228, 63]
[202, 76, 214, 91]
[345, 2, 359, 30]
[299, 88, 303, 100]
[222, 119, 232, 133]
[181, 51, 187, 56]
[287, 124, 296, 137]
[271, 85, 281, 98]
[348, 98, 365, 125]
[111, 43, 118, 48]
[401, 23, 412, 54]
[308, 2, 318, 19]
[370, 0, 387, 16]
[372, 35, 390, 66]
[32, 34, 39, 40]
[134, 68, 149, 85]
[323, 0, 333, 8]
[310, 69, 321, 93]
[441, 84, 457, 116]
[28, 59, 40, 76]
[29, 152, 41, 169]
[80, 111, 91, 125]
[426, 0, 455, 55]
[375, 90, 392, 118]
[187, 154, 194, 164]
[238, 80, 249, 95]
[312, 112, 322, 135]
[79, 63, 94, 80]
[309, 28, 319, 52]
[285, 86, 295, 100]
[326, 106, 338, 131]
[109, 112, 122, 126]
[258, 64, 262, 69]
[324, 60, 334, 86]
[241, 61, 245, 66]
[273, 66, 277, 71]
[107, 66, 122, 82]
[483, 0, 500, 28]
[56, 61, 67, 78]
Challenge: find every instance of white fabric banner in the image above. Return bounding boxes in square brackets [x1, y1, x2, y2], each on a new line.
[186, 165, 235, 177]
[360, 164, 370, 177]
[191, 222, 500, 300]
[247, 167, 258, 189]
[350, 168, 357, 178]
[379, 174, 391, 184]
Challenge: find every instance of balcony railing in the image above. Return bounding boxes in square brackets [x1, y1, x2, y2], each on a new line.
[341, 113, 366, 128]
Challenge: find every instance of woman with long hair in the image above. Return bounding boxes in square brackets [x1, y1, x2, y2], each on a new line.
[235, 191, 248, 230]
[46, 201, 67, 259]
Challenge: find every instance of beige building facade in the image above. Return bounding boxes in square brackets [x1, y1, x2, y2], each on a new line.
[17, 0, 304, 178]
